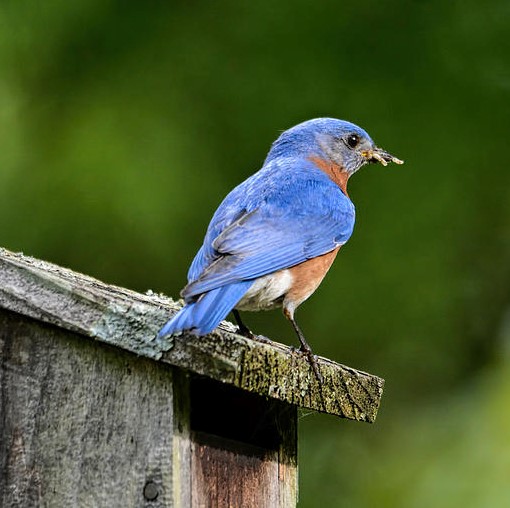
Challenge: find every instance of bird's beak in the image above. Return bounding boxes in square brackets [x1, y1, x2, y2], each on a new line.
[361, 147, 404, 166]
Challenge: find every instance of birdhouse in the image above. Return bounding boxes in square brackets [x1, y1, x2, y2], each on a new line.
[0, 247, 383, 507]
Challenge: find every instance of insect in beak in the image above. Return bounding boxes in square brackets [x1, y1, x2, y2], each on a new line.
[362, 147, 404, 166]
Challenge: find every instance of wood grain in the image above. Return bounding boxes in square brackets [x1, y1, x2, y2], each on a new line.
[0, 309, 174, 507]
[191, 433, 280, 508]
[0, 247, 384, 422]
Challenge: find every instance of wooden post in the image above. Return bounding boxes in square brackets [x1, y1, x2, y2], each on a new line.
[0, 247, 384, 507]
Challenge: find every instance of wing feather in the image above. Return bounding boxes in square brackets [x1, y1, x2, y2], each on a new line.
[182, 165, 355, 300]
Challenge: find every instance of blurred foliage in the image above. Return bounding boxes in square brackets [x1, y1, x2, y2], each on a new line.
[1, 1, 509, 506]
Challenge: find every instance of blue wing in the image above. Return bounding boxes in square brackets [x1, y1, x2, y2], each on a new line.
[182, 157, 355, 301]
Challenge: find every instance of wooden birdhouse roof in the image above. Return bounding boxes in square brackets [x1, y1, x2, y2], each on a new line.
[0, 247, 383, 423]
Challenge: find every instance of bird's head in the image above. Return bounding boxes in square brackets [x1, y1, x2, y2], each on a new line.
[266, 117, 403, 175]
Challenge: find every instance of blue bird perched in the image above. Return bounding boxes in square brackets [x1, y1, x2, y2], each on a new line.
[158, 118, 403, 381]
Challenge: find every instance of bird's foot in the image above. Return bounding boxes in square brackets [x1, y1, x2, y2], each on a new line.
[233, 310, 253, 337]
[232, 310, 271, 343]
[252, 334, 272, 344]
[284, 311, 324, 384]
[301, 348, 323, 384]
[236, 326, 271, 344]
[236, 325, 254, 339]
[289, 344, 323, 383]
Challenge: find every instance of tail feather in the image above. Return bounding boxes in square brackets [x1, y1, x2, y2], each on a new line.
[158, 280, 253, 338]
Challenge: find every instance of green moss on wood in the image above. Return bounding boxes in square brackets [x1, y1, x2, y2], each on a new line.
[0, 247, 384, 422]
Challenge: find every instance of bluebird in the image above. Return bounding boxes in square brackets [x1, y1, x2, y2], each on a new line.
[158, 118, 403, 380]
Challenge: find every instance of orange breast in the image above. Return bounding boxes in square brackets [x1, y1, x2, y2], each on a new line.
[284, 247, 340, 309]
[309, 156, 350, 196]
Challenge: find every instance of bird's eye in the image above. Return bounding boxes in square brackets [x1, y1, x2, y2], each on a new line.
[346, 134, 360, 149]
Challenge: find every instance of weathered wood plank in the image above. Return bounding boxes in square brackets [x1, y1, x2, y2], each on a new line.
[0, 309, 174, 507]
[0, 247, 384, 422]
[191, 433, 280, 508]
[187, 377, 298, 507]
[171, 370, 192, 508]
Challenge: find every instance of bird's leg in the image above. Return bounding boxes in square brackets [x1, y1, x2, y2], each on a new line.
[233, 309, 253, 338]
[232, 310, 271, 343]
[284, 309, 323, 383]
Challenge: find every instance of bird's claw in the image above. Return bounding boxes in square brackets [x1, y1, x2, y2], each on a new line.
[253, 334, 272, 344]
[305, 351, 323, 384]
[290, 346, 323, 383]
[236, 326, 272, 345]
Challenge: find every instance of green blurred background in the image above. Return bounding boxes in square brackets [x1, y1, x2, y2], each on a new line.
[1, 1, 509, 506]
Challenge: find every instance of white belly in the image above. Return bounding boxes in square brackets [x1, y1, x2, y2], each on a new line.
[236, 270, 293, 311]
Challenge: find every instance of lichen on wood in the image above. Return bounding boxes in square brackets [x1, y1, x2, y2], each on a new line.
[0, 247, 384, 422]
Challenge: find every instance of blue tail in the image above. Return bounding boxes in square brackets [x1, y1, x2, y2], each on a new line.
[158, 280, 254, 338]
